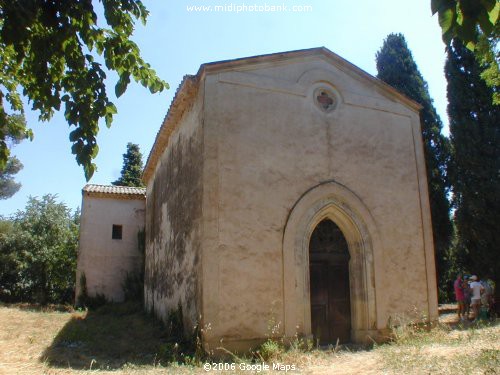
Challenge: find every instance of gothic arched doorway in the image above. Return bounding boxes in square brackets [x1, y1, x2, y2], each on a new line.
[309, 219, 351, 344]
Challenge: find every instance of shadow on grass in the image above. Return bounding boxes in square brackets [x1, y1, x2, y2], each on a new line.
[40, 302, 167, 370]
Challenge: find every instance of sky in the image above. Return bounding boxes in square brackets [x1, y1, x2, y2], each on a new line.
[1, 0, 450, 216]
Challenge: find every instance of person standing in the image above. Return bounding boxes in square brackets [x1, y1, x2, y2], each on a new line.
[469, 275, 484, 322]
[454, 273, 465, 320]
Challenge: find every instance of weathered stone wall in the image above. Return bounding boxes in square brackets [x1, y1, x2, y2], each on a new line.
[200, 55, 436, 349]
[76, 196, 145, 302]
[144, 87, 204, 331]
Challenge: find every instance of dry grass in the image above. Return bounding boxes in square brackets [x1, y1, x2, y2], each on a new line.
[0, 302, 200, 375]
[0, 302, 498, 375]
[375, 313, 500, 374]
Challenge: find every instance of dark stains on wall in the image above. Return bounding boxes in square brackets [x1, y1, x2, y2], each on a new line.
[144, 123, 203, 326]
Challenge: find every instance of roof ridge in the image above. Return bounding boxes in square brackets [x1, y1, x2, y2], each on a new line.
[82, 184, 146, 199]
[83, 183, 146, 189]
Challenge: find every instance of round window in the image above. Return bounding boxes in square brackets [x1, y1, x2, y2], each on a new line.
[313, 88, 337, 113]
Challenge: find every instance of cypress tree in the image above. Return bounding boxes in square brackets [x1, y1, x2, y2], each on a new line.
[445, 39, 500, 278]
[112, 143, 145, 187]
[376, 33, 453, 298]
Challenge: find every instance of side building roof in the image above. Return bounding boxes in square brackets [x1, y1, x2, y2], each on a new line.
[82, 184, 146, 200]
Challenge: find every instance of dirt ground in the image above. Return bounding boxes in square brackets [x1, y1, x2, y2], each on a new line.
[0, 303, 497, 375]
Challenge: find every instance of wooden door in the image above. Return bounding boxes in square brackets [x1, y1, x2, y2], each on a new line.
[309, 219, 351, 345]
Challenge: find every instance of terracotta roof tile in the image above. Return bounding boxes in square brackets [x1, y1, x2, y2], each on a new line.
[82, 184, 146, 199]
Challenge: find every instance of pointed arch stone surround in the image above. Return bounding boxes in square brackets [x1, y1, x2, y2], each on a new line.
[282, 181, 383, 343]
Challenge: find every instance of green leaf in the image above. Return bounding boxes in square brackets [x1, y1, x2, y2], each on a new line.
[107, 103, 117, 114]
[431, 0, 438, 14]
[431, 0, 446, 14]
[115, 75, 130, 97]
[439, 7, 456, 35]
[84, 163, 96, 181]
[456, 6, 464, 25]
[105, 113, 113, 128]
[115, 79, 126, 97]
[480, 0, 498, 12]
[487, 1, 499, 24]
[459, 17, 478, 45]
[148, 81, 159, 94]
[91, 144, 99, 158]
[477, 10, 494, 35]
[465, 40, 476, 51]
[71, 141, 84, 156]
[26, 129, 34, 141]
[69, 129, 81, 142]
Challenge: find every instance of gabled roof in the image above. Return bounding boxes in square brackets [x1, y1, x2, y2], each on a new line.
[82, 184, 146, 200]
[143, 47, 423, 183]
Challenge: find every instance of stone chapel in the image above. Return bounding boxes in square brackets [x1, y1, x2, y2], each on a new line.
[76, 47, 438, 351]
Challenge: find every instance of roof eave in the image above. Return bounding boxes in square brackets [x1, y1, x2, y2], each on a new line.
[199, 47, 422, 111]
[82, 191, 146, 200]
[142, 75, 200, 184]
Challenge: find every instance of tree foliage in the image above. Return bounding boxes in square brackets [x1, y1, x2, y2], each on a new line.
[0, 195, 79, 304]
[445, 38, 500, 279]
[376, 33, 453, 298]
[474, 26, 500, 104]
[431, 1, 500, 105]
[0, 1, 168, 180]
[431, 0, 499, 49]
[112, 142, 144, 187]
[0, 156, 23, 199]
[0, 114, 27, 199]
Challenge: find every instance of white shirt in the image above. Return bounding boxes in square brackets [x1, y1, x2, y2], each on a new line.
[470, 281, 483, 299]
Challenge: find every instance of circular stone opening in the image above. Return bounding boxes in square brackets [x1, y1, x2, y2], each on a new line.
[313, 88, 337, 113]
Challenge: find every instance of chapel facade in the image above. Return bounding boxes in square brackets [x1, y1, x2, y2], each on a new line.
[77, 47, 438, 351]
